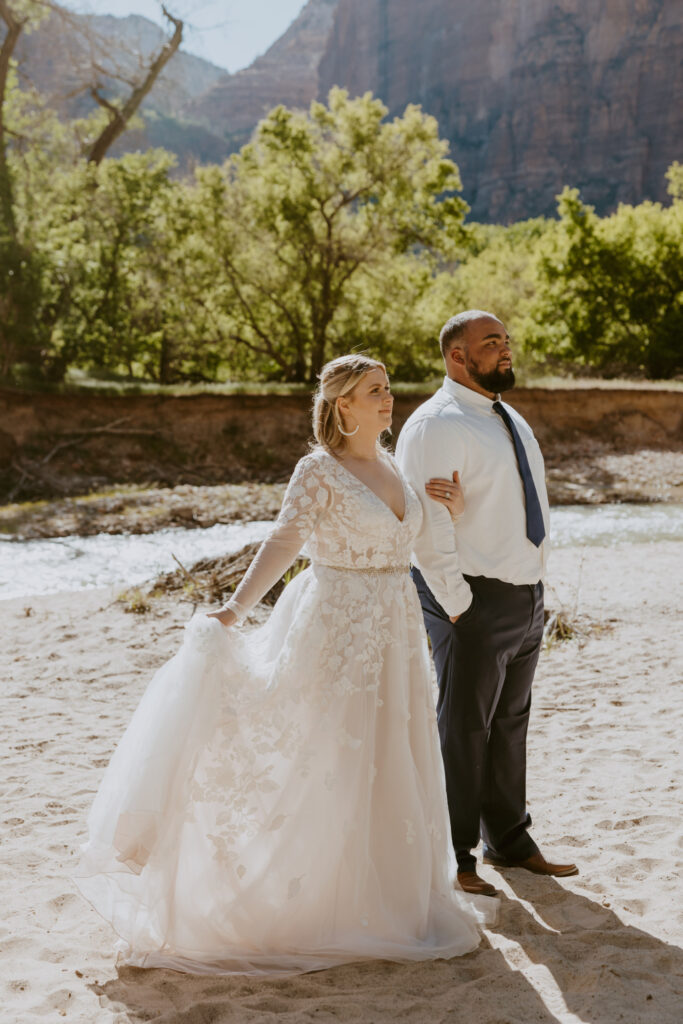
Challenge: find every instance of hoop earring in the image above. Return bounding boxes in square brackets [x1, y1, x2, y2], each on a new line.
[338, 422, 359, 437]
[335, 408, 359, 437]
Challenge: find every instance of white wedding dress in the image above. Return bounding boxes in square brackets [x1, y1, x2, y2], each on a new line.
[75, 447, 495, 974]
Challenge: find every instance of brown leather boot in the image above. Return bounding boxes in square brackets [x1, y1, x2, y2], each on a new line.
[457, 870, 499, 896]
[483, 850, 578, 876]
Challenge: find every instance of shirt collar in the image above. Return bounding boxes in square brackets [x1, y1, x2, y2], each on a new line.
[442, 376, 500, 411]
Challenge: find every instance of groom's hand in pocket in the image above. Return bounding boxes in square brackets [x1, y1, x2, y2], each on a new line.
[450, 593, 474, 624]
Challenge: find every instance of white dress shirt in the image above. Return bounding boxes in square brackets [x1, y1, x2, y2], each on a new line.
[395, 377, 550, 617]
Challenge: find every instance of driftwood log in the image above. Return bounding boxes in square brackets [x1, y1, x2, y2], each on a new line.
[152, 542, 310, 608]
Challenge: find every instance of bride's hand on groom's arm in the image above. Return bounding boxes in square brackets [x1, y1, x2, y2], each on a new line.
[207, 607, 238, 628]
[425, 470, 464, 522]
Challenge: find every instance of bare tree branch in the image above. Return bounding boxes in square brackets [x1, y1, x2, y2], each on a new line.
[88, 84, 119, 118]
[86, 5, 183, 165]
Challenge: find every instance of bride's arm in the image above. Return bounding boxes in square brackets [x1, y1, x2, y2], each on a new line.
[208, 454, 330, 626]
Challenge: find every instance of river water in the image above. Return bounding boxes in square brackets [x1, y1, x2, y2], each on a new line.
[1, 504, 682, 602]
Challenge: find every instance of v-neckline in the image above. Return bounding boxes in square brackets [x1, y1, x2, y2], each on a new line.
[325, 449, 407, 524]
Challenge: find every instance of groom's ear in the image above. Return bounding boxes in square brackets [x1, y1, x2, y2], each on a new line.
[448, 344, 466, 367]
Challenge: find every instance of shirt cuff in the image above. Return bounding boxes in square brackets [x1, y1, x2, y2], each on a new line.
[420, 569, 473, 618]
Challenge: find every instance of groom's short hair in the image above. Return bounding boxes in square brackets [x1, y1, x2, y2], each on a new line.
[439, 310, 495, 358]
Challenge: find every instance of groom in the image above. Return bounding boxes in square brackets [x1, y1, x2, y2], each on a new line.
[396, 309, 578, 896]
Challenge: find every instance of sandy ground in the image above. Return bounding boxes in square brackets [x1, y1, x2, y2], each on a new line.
[2, 540, 682, 1023]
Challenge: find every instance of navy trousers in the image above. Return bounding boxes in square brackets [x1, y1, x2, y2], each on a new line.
[412, 568, 544, 872]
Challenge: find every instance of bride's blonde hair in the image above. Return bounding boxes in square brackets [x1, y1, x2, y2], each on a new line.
[313, 354, 387, 453]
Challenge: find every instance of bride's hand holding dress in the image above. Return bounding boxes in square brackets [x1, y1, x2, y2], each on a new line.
[207, 606, 238, 627]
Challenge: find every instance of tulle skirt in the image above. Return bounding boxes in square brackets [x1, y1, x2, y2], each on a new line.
[74, 565, 496, 974]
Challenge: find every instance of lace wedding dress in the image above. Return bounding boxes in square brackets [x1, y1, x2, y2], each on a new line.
[75, 447, 495, 974]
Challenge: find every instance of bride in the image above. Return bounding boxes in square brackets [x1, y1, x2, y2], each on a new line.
[75, 354, 496, 975]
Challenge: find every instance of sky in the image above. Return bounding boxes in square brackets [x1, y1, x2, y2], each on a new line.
[64, 1, 308, 72]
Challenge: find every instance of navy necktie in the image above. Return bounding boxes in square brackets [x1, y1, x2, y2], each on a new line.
[492, 401, 546, 547]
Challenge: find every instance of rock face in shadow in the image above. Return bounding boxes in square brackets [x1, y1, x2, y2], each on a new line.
[317, 0, 683, 221]
[184, 0, 340, 149]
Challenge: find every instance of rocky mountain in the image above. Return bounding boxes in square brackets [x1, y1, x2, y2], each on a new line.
[184, 0, 339, 150]
[317, 0, 683, 221]
[12, 1, 683, 220]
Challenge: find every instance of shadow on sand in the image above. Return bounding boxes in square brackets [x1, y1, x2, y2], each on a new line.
[91, 874, 683, 1023]
[494, 870, 683, 1024]
[92, 937, 560, 1023]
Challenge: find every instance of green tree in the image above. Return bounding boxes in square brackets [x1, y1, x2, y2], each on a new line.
[42, 151, 179, 379]
[523, 180, 683, 378]
[0, 2, 189, 383]
[191, 88, 467, 382]
[665, 161, 683, 200]
[0, 0, 47, 378]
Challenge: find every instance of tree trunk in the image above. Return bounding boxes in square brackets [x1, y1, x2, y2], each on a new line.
[0, 2, 35, 381]
[0, 0, 24, 239]
[309, 311, 334, 382]
[159, 334, 173, 384]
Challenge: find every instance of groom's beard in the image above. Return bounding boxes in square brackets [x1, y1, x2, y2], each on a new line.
[465, 356, 516, 394]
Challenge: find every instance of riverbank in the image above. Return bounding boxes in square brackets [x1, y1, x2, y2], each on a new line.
[0, 482, 285, 541]
[3, 446, 683, 540]
[2, 539, 681, 1022]
[2, 385, 682, 506]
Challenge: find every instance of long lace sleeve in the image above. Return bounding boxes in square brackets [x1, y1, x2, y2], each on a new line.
[223, 454, 331, 621]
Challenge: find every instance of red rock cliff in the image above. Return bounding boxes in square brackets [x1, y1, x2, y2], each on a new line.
[317, 0, 683, 221]
[185, 0, 340, 148]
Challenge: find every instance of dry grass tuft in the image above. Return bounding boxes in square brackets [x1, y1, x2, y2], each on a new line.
[542, 607, 614, 649]
[118, 588, 152, 614]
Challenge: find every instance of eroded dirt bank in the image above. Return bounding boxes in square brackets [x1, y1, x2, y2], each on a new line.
[1, 387, 682, 536]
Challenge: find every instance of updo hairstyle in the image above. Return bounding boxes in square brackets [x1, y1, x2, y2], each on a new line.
[313, 354, 387, 453]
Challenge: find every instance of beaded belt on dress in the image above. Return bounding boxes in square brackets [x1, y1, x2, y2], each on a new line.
[315, 563, 410, 576]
